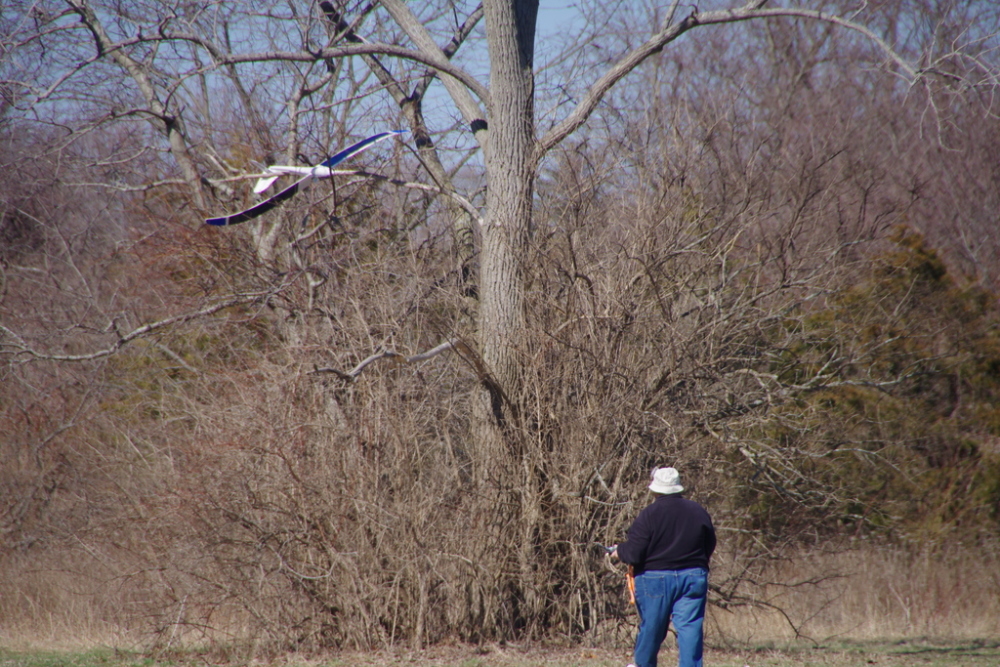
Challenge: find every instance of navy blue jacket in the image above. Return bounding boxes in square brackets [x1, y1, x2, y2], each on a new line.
[617, 493, 716, 574]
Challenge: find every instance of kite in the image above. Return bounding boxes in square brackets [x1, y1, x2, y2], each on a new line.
[205, 130, 406, 226]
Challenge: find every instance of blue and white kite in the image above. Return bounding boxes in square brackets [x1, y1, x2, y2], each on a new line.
[206, 130, 406, 226]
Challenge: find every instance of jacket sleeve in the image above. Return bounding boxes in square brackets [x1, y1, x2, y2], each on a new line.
[616, 509, 650, 566]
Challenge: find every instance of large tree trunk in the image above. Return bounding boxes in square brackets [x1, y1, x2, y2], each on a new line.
[472, 0, 541, 637]
[476, 0, 539, 449]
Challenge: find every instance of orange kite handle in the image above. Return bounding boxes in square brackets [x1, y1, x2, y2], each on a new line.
[627, 564, 636, 605]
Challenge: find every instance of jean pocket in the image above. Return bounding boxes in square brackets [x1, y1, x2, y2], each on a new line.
[636, 574, 666, 599]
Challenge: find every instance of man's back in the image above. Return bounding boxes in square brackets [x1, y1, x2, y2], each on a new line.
[616, 494, 716, 574]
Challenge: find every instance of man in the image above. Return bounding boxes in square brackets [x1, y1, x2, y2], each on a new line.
[613, 467, 716, 667]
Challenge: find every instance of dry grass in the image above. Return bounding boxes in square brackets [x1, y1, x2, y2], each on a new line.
[3, 544, 999, 655]
[708, 545, 1000, 644]
[4, 545, 1000, 667]
[0, 553, 137, 651]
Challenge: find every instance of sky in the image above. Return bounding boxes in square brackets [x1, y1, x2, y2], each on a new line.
[536, 1, 585, 38]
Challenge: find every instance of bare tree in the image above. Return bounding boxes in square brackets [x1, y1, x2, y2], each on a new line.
[2, 0, 999, 651]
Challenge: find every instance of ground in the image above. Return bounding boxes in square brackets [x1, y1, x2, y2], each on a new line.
[2, 640, 999, 667]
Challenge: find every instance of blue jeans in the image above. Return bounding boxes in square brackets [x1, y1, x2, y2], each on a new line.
[633, 568, 708, 667]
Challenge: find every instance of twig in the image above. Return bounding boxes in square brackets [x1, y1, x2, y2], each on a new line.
[311, 338, 462, 380]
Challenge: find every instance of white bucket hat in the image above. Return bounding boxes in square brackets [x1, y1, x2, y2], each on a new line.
[649, 467, 684, 495]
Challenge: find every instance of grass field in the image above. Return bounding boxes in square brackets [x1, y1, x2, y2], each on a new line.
[3, 641, 1000, 667]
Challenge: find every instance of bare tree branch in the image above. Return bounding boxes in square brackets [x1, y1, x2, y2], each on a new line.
[64, 0, 206, 207]
[31, 17, 490, 111]
[317, 0, 481, 266]
[184, 39, 491, 108]
[378, 0, 489, 145]
[0, 287, 290, 363]
[537, 1, 922, 159]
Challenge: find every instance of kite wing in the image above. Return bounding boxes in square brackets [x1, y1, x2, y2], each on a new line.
[205, 130, 406, 226]
[206, 175, 313, 226]
[320, 129, 405, 168]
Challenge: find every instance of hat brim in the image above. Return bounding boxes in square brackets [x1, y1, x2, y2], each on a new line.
[649, 482, 684, 494]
